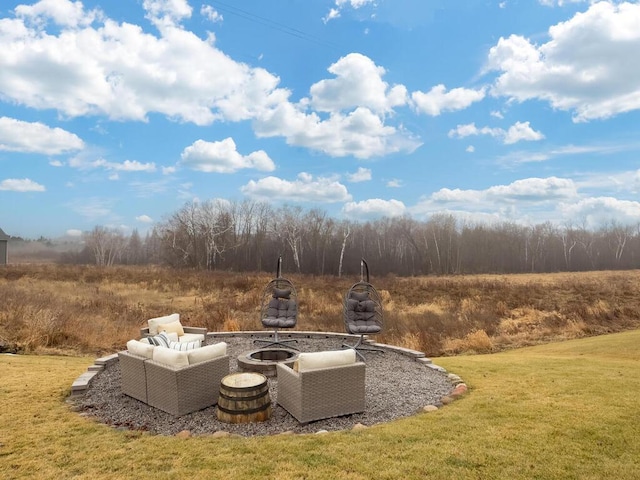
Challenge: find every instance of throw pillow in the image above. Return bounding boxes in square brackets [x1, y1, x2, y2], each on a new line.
[147, 332, 171, 348]
[158, 320, 185, 337]
[169, 340, 201, 351]
[147, 313, 180, 335]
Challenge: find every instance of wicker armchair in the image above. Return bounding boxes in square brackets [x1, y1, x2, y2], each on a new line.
[140, 313, 207, 344]
[145, 354, 230, 416]
[276, 360, 365, 423]
[140, 326, 207, 343]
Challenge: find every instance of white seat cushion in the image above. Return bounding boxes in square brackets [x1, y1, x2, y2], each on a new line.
[187, 342, 227, 365]
[126, 339, 154, 359]
[294, 349, 356, 372]
[179, 333, 205, 343]
[152, 345, 189, 367]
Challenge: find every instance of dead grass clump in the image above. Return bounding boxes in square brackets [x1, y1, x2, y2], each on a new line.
[443, 329, 493, 355]
[222, 317, 241, 331]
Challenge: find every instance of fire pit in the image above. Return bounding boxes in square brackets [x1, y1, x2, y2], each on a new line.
[237, 348, 299, 377]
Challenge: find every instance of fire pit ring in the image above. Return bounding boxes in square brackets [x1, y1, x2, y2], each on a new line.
[237, 348, 299, 377]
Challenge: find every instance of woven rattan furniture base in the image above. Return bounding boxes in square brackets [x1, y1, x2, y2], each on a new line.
[276, 362, 365, 423]
[144, 355, 229, 416]
[118, 351, 149, 403]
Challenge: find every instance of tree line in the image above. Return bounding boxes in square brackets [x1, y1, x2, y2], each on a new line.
[62, 199, 640, 276]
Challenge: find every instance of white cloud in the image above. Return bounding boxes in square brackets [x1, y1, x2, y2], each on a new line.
[497, 141, 634, 166]
[323, 0, 375, 23]
[342, 198, 406, 219]
[0, 8, 420, 159]
[0, 178, 45, 192]
[484, 177, 578, 200]
[71, 197, 115, 219]
[487, 2, 640, 121]
[15, 0, 102, 28]
[0, 2, 284, 126]
[255, 103, 421, 159]
[143, 0, 192, 28]
[448, 121, 544, 144]
[412, 84, 486, 116]
[448, 123, 503, 140]
[67, 155, 156, 173]
[539, 0, 588, 6]
[241, 173, 352, 203]
[0, 117, 84, 154]
[574, 168, 640, 195]
[347, 167, 372, 183]
[323, 8, 341, 23]
[387, 179, 402, 188]
[136, 214, 153, 223]
[504, 121, 545, 144]
[466, 145, 475, 153]
[180, 138, 275, 173]
[309, 53, 407, 114]
[559, 197, 640, 229]
[411, 176, 581, 224]
[66, 229, 83, 237]
[201, 5, 223, 23]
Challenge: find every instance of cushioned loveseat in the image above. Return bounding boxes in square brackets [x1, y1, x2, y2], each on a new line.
[118, 339, 229, 416]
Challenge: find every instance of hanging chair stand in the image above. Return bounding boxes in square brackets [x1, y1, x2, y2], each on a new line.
[341, 258, 385, 361]
[254, 256, 299, 350]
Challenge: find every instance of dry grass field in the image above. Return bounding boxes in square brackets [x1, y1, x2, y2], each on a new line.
[2, 264, 640, 357]
[2, 328, 640, 479]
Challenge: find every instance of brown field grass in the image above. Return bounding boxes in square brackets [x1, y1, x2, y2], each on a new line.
[2, 264, 640, 357]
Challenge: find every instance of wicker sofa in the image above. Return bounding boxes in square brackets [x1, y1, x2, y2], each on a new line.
[276, 349, 365, 423]
[118, 341, 229, 416]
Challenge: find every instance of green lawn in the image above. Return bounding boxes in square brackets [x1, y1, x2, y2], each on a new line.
[2, 330, 639, 479]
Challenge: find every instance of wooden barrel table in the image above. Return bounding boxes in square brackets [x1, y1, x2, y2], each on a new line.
[216, 372, 272, 423]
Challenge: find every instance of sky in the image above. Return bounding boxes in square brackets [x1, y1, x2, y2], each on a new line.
[1, 0, 640, 239]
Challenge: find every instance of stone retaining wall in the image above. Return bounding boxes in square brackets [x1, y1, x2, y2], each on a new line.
[70, 331, 456, 396]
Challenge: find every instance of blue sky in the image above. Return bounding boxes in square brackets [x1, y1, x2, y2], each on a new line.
[1, 0, 640, 239]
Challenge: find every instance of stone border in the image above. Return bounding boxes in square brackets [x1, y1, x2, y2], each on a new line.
[70, 331, 468, 411]
[70, 352, 119, 396]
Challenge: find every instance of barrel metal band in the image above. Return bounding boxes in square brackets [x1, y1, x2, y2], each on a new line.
[219, 390, 267, 402]
[217, 402, 271, 415]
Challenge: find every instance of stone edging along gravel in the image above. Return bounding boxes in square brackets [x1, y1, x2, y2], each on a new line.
[69, 331, 469, 437]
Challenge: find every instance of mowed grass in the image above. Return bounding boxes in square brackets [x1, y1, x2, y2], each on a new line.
[2, 330, 639, 480]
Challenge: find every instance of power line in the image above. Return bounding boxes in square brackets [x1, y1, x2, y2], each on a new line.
[209, 0, 341, 51]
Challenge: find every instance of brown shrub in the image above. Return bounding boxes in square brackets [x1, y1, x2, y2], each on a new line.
[3, 265, 640, 356]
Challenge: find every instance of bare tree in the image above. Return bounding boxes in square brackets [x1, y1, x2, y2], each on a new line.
[83, 226, 126, 266]
[199, 199, 236, 270]
[338, 222, 351, 277]
[272, 206, 305, 273]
